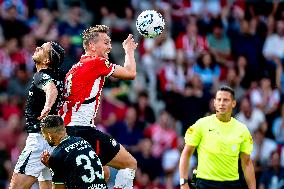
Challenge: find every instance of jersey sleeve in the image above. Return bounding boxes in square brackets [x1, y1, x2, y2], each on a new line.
[49, 153, 66, 185]
[240, 128, 253, 155]
[34, 72, 53, 89]
[184, 120, 202, 147]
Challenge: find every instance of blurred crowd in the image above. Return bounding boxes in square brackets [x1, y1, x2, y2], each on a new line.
[2, 0, 284, 188]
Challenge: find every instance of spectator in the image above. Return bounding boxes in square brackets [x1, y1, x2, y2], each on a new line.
[175, 21, 208, 65]
[251, 128, 277, 175]
[108, 106, 144, 153]
[231, 19, 263, 83]
[0, 4, 30, 40]
[133, 138, 163, 187]
[193, 51, 221, 91]
[219, 66, 245, 102]
[263, 20, 284, 78]
[0, 38, 19, 79]
[30, 8, 58, 42]
[259, 151, 284, 189]
[141, 28, 176, 90]
[272, 103, 284, 144]
[7, 64, 31, 98]
[250, 77, 281, 137]
[207, 18, 231, 65]
[58, 1, 86, 58]
[134, 91, 155, 125]
[236, 97, 266, 135]
[144, 110, 177, 158]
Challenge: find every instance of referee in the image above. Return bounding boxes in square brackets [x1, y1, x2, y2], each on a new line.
[179, 86, 256, 189]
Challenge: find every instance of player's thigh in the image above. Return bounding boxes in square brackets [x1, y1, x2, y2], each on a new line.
[14, 134, 53, 181]
[107, 144, 137, 170]
[67, 127, 120, 165]
[9, 172, 37, 189]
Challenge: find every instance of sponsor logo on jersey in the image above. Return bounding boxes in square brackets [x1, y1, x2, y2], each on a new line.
[42, 73, 51, 80]
[111, 139, 117, 147]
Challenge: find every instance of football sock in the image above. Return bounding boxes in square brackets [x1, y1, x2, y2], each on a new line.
[114, 168, 135, 189]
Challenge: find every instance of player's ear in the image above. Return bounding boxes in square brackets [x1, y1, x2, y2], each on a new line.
[232, 100, 236, 108]
[48, 132, 52, 141]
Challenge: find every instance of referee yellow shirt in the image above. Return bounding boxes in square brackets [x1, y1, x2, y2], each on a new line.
[184, 114, 253, 181]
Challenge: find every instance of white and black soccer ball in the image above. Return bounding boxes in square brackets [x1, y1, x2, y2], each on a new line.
[136, 10, 165, 38]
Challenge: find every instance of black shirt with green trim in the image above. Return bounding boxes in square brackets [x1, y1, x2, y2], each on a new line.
[49, 136, 107, 189]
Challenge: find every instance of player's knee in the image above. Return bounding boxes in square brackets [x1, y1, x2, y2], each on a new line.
[122, 154, 137, 170]
[9, 173, 35, 189]
[129, 156, 137, 170]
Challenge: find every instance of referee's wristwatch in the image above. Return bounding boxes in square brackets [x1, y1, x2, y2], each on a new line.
[179, 178, 188, 186]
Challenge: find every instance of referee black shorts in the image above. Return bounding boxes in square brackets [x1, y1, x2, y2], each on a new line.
[196, 178, 242, 189]
[66, 126, 120, 166]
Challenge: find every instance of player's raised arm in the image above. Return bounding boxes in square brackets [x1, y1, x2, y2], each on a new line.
[112, 34, 138, 80]
[38, 81, 58, 120]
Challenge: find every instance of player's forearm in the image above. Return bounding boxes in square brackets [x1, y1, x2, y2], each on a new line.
[242, 158, 256, 189]
[44, 84, 58, 109]
[123, 51, 136, 79]
[179, 147, 191, 180]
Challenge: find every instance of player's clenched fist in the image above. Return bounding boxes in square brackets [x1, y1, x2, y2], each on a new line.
[41, 150, 51, 167]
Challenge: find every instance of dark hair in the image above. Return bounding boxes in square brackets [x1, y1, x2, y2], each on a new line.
[82, 25, 109, 50]
[40, 115, 64, 129]
[217, 85, 235, 99]
[196, 51, 217, 70]
[50, 41, 65, 69]
[138, 90, 149, 98]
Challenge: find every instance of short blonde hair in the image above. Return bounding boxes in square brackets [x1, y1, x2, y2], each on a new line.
[82, 25, 109, 50]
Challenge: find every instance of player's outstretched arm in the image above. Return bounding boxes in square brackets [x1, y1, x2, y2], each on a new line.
[38, 81, 58, 120]
[112, 34, 138, 80]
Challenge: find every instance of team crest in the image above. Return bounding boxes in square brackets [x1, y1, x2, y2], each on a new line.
[104, 60, 110, 68]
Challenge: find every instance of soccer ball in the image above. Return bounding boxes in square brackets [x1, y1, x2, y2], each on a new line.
[136, 10, 165, 38]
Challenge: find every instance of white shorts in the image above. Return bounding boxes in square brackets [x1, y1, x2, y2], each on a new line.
[14, 133, 54, 181]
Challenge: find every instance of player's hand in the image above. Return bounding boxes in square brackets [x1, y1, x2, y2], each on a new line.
[122, 34, 138, 52]
[41, 150, 51, 167]
[38, 106, 51, 120]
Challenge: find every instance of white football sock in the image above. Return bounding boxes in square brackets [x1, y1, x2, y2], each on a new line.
[114, 168, 135, 189]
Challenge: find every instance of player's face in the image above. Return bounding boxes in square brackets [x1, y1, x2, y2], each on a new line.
[92, 33, 112, 59]
[32, 42, 51, 64]
[41, 128, 56, 147]
[214, 91, 236, 116]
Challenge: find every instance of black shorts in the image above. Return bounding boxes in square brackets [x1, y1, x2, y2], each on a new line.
[66, 126, 120, 166]
[196, 178, 241, 189]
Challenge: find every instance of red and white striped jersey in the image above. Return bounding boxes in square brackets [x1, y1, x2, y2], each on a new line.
[59, 55, 115, 126]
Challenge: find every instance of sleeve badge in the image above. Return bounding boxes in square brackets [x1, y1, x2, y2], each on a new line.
[104, 59, 110, 68]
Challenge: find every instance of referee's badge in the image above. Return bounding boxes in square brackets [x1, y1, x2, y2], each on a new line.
[231, 145, 237, 152]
